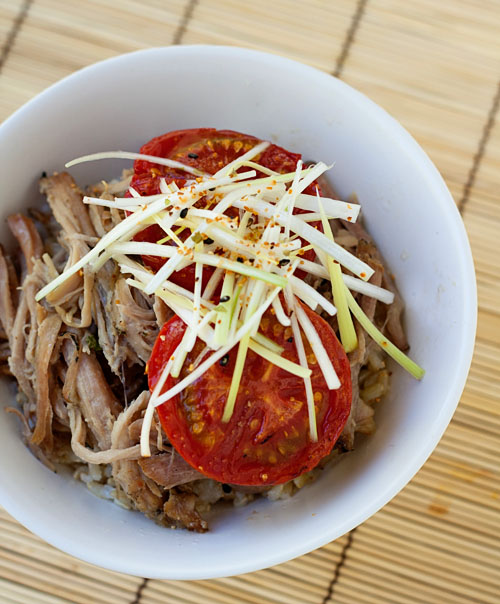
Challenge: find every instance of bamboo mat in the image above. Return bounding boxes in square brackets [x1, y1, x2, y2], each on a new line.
[0, 1, 499, 602]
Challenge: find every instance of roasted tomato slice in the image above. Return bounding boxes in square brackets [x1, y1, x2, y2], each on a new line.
[130, 128, 321, 290]
[148, 304, 351, 486]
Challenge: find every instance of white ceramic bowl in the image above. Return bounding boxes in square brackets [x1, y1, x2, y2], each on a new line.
[0, 46, 476, 579]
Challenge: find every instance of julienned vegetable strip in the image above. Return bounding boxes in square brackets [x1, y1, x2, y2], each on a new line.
[285, 288, 318, 442]
[247, 340, 311, 378]
[223, 334, 250, 423]
[344, 287, 425, 380]
[65, 150, 207, 176]
[317, 196, 358, 353]
[330, 262, 358, 352]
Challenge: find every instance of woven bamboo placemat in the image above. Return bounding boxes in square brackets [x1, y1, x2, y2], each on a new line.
[0, 1, 498, 602]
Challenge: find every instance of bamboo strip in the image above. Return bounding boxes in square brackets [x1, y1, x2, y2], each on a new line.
[453, 406, 500, 438]
[326, 585, 393, 604]
[466, 368, 500, 394]
[266, 554, 340, 583]
[467, 364, 500, 398]
[0, 1, 24, 47]
[185, 575, 315, 604]
[411, 462, 500, 512]
[141, 590, 207, 604]
[0, 525, 140, 592]
[339, 559, 457, 604]
[460, 388, 500, 416]
[143, 584, 245, 604]
[367, 507, 500, 563]
[354, 526, 500, 596]
[0, 510, 140, 592]
[463, 377, 500, 409]
[0, 548, 133, 604]
[0, 0, 187, 121]
[442, 421, 500, 452]
[469, 340, 500, 373]
[393, 483, 500, 537]
[0, 577, 70, 604]
[389, 491, 500, 547]
[340, 0, 500, 209]
[0, 533, 139, 593]
[475, 282, 500, 316]
[345, 547, 499, 604]
[145, 579, 265, 604]
[333, 577, 430, 604]
[418, 454, 499, 499]
[182, 0, 355, 71]
[224, 569, 326, 600]
[435, 442, 499, 474]
[336, 567, 471, 604]
[465, 121, 500, 219]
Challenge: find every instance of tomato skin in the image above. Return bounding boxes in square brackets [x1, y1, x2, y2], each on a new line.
[149, 306, 351, 486]
[131, 129, 302, 195]
[130, 128, 321, 288]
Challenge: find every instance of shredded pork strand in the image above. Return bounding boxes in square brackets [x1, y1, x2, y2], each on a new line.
[0, 170, 407, 532]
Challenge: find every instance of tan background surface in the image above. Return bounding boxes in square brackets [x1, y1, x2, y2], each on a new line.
[0, 1, 499, 603]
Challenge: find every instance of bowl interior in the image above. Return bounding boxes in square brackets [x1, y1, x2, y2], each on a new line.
[0, 46, 475, 579]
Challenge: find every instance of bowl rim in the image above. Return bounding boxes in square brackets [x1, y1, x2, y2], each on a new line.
[0, 44, 477, 579]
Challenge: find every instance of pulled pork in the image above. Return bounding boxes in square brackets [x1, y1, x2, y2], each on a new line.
[0, 172, 406, 531]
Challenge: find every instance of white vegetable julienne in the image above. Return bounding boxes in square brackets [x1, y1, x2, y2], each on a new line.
[317, 195, 357, 353]
[36, 144, 425, 460]
[284, 287, 318, 442]
[289, 275, 337, 316]
[214, 140, 270, 177]
[66, 150, 206, 176]
[272, 296, 291, 326]
[230, 197, 374, 280]
[294, 192, 360, 221]
[295, 303, 340, 390]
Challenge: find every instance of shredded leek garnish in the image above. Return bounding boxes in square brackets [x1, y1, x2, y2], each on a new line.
[35, 144, 425, 457]
[317, 196, 358, 353]
[344, 287, 425, 380]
